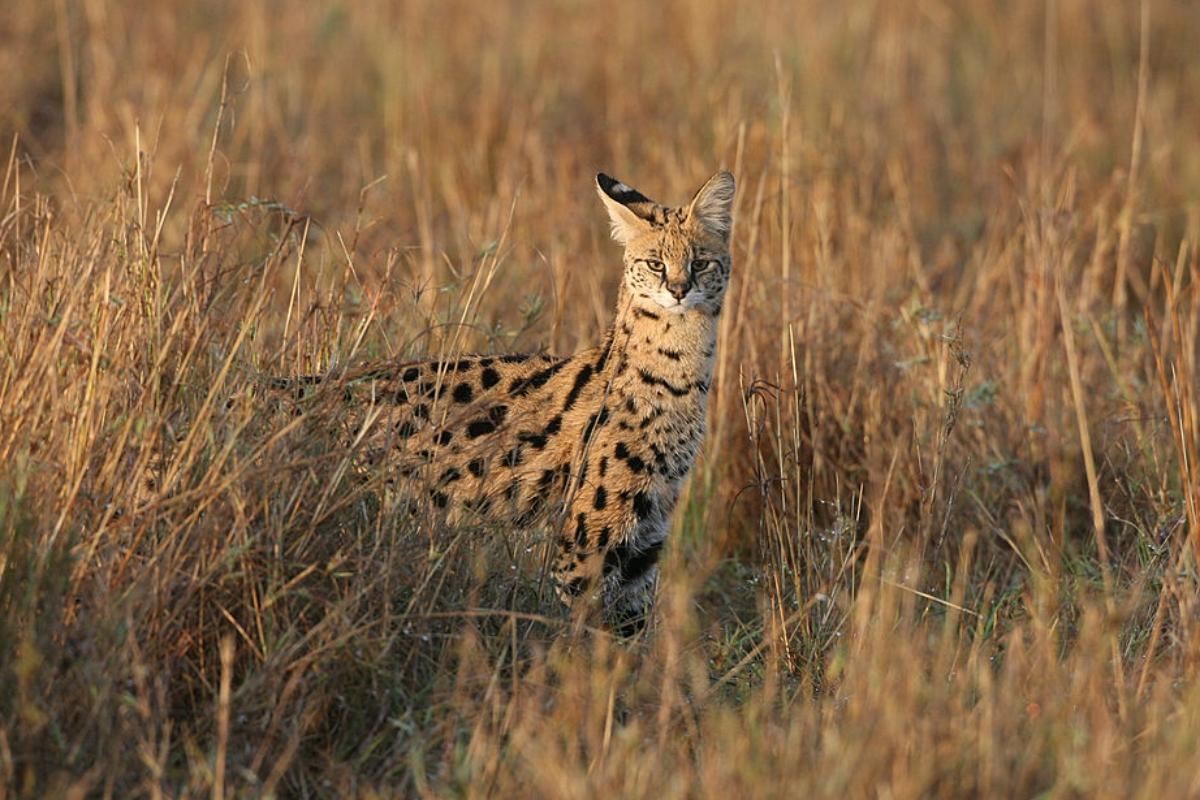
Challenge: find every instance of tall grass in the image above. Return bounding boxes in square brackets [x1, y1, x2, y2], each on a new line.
[3, 0, 1200, 795]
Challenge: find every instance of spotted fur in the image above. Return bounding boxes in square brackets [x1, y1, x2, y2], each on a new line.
[277, 170, 734, 632]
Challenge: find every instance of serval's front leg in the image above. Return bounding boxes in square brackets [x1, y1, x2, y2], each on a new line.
[552, 472, 667, 635]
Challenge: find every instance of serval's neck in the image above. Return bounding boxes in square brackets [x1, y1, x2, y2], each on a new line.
[607, 296, 718, 396]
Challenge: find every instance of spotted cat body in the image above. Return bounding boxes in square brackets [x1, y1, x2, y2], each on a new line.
[283, 171, 734, 630]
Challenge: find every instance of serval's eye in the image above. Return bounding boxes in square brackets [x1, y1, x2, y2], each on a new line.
[642, 260, 666, 274]
[690, 259, 714, 273]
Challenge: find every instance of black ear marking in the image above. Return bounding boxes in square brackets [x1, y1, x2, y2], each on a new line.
[596, 172, 663, 243]
[597, 173, 654, 206]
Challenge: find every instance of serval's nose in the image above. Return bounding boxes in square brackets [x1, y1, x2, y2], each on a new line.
[667, 281, 690, 301]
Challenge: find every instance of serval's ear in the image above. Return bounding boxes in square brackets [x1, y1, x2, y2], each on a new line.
[685, 170, 736, 241]
[596, 173, 661, 244]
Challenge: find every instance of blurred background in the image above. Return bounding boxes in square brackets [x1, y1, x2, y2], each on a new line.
[4, 0, 1200, 796]
[6, 1, 1197, 285]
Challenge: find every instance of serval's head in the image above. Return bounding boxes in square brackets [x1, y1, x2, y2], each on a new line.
[597, 170, 735, 316]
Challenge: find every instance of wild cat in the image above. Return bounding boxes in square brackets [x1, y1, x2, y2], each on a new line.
[278, 171, 734, 633]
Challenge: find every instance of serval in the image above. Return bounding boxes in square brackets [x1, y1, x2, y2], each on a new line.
[277, 170, 734, 633]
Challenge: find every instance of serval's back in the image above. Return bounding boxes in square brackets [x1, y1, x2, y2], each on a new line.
[279, 170, 735, 632]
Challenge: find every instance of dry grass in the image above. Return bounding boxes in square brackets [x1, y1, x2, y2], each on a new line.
[3, 0, 1200, 796]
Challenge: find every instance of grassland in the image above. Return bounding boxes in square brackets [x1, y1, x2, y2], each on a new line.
[3, 0, 1200, 796]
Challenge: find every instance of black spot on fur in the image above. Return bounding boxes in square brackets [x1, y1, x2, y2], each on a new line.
[395, 421, 418, 438]
[632, 492, 653, 521]
[412, 403, 430, 419]
[595, 342, 612, 371]
[564, 577, 587, 598]
[468, 457, 486, 477]
[544, 415, 562, 436]
[481, 367, 501, 389]
[633, 307, 660, 321]
[440, 467, 462, 484]
[488, 404, 509, 425]
[650, 444, 668, 469]
[509, 361, 567, 396]
[576, 459, 589, 489]
[402, 367, 420, 382]
[658, 347, 682, 361]
[593, 486, 607, 510]
[467, 419, 496, 438]
[574, 513, 588, 548]
[504, 446, 524, 467]
[435, 429, 454, 446]
[561, 364, 594, 411]
[637, 368, 691, 397]
[430, 491, 449, 509]
[582, 408, 609, 442]
[501, 353, 532, 364]
[453, 383, 474, 403]
[517, 431, 548, 450]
